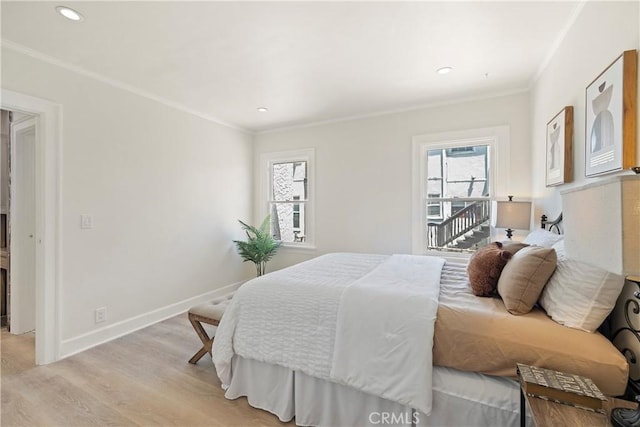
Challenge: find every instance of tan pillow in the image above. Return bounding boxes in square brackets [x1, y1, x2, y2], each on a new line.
[501, 241, 529, 256]
[467, 242, 513, 297]
[497, 246, 557, 315]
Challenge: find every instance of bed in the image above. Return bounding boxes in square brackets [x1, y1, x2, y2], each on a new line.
[212, 216, 631, 427]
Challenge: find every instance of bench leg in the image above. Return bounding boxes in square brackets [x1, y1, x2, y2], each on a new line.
[188, 314, 215, 364]
[189, 346, 210, 364]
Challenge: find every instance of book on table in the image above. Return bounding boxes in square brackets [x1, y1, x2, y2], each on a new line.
[516, 363, 607, 413]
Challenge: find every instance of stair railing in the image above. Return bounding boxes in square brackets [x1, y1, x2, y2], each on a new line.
[427, 199, 491, 249]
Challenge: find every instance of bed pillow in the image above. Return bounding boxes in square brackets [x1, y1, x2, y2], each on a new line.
[552, 239, 567, 261]
[523, 229, 563, 248]
[467, 242, 513, 297]
[497, 246, 557, 315]
[538, 259, 625, 332]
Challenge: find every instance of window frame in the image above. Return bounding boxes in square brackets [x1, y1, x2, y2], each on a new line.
[411, 126, 510, 256]
[260, 148, 316, 249]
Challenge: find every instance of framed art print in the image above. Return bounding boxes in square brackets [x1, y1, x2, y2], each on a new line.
[585, 50, 637, 177]
[546, 106, 573, 186]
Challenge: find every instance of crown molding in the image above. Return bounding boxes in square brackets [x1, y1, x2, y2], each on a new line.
[1, 39, 252, 134]
[256, 88, 529, 135]
[529, 0, 587, 87]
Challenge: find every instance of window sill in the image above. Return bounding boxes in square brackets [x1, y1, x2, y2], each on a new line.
[279, 242, 317, 252]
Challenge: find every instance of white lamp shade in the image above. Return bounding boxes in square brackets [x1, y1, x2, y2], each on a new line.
[494, 200, 532, 230]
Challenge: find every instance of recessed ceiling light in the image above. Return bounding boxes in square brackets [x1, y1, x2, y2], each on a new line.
[257, 107, 268, 113]
[436, 67, 453, 75]
[56, 6, 83, 22]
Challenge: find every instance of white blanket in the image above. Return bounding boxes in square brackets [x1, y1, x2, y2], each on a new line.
[213, 253, 445, 413]
[330, 254, 445, 415]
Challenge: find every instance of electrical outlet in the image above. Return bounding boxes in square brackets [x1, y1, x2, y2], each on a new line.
[95, 307, 107, 323]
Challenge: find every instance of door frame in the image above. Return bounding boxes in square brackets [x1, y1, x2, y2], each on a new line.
[2, 89, 61, 364]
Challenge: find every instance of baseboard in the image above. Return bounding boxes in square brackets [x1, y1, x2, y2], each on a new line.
[58, 281, 243, 360]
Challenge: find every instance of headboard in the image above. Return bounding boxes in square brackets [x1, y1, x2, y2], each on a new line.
[540, 213, 563, 234]
[558, 176, 640, 399]
[610, 278, 640, 398]
[541, 212, 638, 398]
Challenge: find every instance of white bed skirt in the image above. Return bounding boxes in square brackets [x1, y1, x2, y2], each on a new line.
[224, 355, 533, 427]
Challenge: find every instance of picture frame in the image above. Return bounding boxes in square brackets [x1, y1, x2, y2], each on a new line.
[585, 50, 637, 177]
[546, 106, 573, 187]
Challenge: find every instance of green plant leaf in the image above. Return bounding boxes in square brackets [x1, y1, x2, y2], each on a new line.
[233, 214, 280, 275]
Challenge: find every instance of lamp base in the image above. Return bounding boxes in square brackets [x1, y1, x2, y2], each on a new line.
[505, 228, 514, 239]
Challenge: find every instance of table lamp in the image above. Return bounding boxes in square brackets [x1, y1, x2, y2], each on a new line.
[494, 196, 532, 239]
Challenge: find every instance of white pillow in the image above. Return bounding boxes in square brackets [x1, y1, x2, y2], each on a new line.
[538, 258, 625, 332]
[523, 228, 563, 248]
[551, 240, 567, 261]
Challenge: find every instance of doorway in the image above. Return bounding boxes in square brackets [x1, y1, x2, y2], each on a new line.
[1, 89, 61, 364]
[1, 110, 37, 361]
[1, 110, 10, 329]
[10, 114, 37, 334]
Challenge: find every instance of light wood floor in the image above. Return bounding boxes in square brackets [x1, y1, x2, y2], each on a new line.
[1, 314, 294, 427]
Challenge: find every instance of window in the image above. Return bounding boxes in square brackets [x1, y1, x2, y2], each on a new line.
[261, 149, 315, 247]
[412, 126, 509, 254]
[426, 143, 491, 249]
[271, 161, 306, 242]
[426, 143, 491, 251]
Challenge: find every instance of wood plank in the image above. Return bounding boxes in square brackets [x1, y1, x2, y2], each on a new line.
[0, 384, 51, 427]
[563, 106, 574, 183]
[0, 330, 35, 375]
[622, 49, 637, 169]
[1, 314, 294, 426]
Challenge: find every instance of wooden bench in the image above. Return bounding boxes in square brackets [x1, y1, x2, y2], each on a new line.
[187, 295, 233, 364]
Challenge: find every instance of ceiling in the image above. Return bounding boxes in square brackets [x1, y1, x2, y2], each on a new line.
[1, 1, 581, 133]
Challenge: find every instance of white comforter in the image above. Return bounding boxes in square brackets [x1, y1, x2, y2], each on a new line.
[213, 253, 445, 414]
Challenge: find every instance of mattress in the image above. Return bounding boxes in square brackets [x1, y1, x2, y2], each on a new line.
[434, 262, 629, 396]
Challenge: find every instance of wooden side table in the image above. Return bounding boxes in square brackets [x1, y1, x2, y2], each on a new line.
[520, 390, 636, 426]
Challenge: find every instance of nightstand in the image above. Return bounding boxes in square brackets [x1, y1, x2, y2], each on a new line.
[520, 389, 636, 427]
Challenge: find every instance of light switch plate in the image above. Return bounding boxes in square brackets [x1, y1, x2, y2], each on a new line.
[81, 214, 93, 229]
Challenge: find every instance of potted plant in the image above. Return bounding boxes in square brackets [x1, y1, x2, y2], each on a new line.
[233, 215, 281, 276]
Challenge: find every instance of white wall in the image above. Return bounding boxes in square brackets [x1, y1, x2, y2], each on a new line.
[1, 47, 253, 356]
[530, 1, 640, 218]
[7, 1, 628, 354]
[255, 92, 531, 270]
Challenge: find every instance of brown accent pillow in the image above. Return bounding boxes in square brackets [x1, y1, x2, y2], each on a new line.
[467, 242, 513, 297]
[497, 246, 557, 315]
